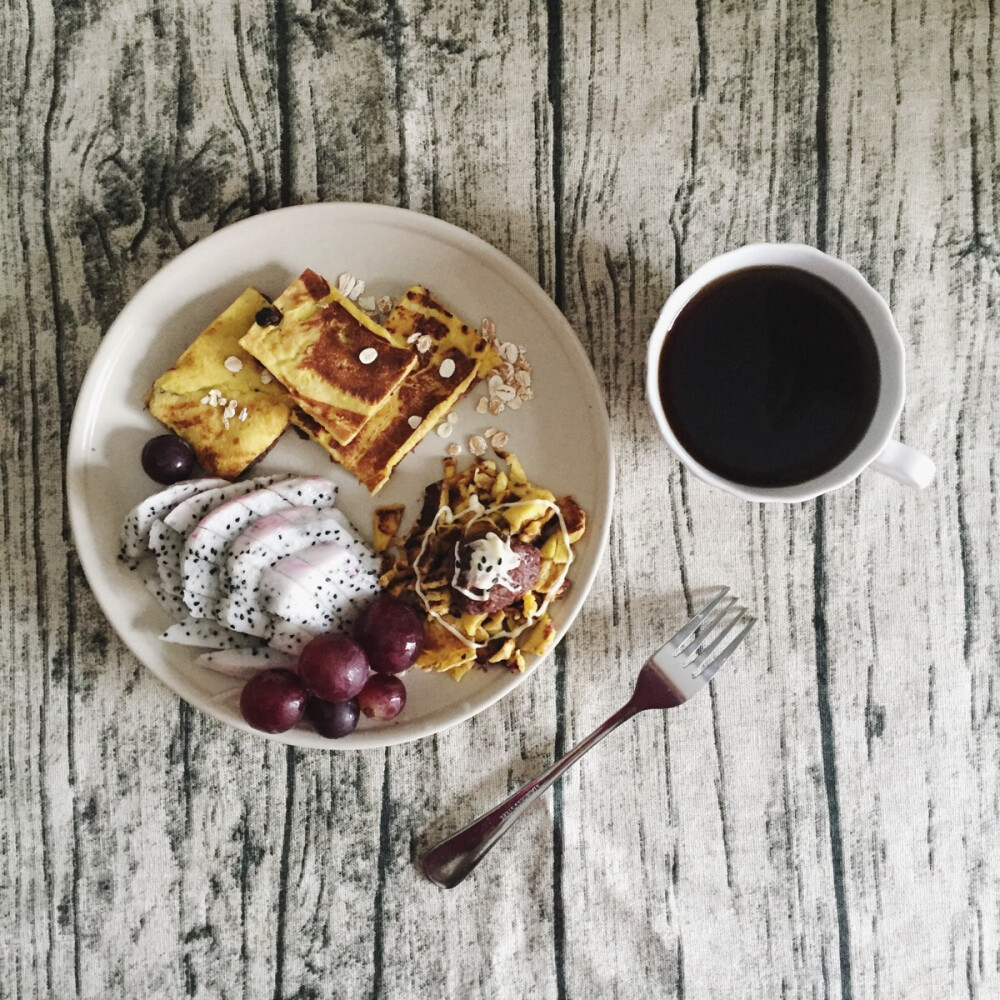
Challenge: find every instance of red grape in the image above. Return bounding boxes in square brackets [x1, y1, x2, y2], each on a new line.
[357, 673, 406, 721]
[306, 697, 360, 738]
[142, 434, 195, 484]
[240, 669, 307, 733]
[354, 595, 425, 673]
[298, 634, 369, 701]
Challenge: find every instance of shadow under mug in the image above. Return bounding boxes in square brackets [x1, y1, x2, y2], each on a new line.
[646, 244, 935, 503]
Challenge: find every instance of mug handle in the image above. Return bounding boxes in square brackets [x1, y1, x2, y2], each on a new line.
[870, 439, 935, 488]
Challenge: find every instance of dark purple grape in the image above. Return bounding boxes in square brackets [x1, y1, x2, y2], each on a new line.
[357, 674, 407, 721]
[306, 697, 360, 738]
[298, 634, 369, 701]
[240, 669, 307, 733]
[142, 434, 195, 484]
[354, 595, 425, 674]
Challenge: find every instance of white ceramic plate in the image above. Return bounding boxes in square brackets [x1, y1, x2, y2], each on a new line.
[67, 203, 614, 748]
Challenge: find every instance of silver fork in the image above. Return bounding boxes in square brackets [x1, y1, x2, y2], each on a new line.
[420, 586, 755, 888]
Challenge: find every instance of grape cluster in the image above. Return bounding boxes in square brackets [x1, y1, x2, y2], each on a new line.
[239, 595, 424, 738]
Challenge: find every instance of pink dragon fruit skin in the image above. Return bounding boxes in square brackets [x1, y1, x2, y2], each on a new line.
[181, 476, 338, 596]
[163, 474, 293, 536]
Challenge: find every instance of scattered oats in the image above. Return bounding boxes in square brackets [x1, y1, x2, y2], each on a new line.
[522, 387, 534, 400]
[359, 347, 379, 365]
[338, 273, 365, 300]
[481, 331, 533, 413]
[358, 295, 376, 313]
[376, 295, 393, 314]
[224, 355, 244, 373]
[489, 430, 510, 450]
[416, 334, 433, 354]
[238, 408, 249, 422]
[468, 435, 488, 457]
[518, 345, 527, 359]
[260, 371, 273, 384]
[476, 396, 489, 413]
[439, 358, 456, 378]
[484, 427, 499, 437]
[447, 412, 459, 424]
[407, 415, 422, 430]
[480, 317, 496, 341]
[436, 422, 454, 439]
[446, 442, 461, 458]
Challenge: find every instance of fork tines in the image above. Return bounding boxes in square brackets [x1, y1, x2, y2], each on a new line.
[673, 587, 755, 683]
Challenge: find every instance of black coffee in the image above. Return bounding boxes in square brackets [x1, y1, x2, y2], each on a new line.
[657, 266, 881, 488]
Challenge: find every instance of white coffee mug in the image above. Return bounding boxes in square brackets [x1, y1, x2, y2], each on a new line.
[646, 244, 935, 502]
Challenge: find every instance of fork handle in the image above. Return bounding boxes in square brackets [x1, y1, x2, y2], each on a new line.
[420, 701, 639, 888]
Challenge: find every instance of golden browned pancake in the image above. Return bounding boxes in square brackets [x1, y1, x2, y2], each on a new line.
[146, 288, 296, 479]
[238, 269, 417, 446]
[292, 286, 502, 493]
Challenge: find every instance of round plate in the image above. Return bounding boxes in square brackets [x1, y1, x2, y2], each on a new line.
[67, 203, 614, 748]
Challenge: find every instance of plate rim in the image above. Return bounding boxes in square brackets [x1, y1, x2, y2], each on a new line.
[66, 202, 615, 749]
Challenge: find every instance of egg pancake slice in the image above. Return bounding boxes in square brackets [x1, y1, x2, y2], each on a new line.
[146, 288, 296, 479]
[292, 286, 502, 494]
[238, 269, 417, 446]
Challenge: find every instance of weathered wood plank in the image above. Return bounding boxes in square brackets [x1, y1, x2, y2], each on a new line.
[820, 1, 1000, 997]
[553, 0, 848, 992]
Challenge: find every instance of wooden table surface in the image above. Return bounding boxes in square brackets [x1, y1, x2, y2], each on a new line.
[3, 2, 998, 998]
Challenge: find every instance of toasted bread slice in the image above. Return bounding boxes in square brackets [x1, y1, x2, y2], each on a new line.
[292, 286, 502, 493]
[238, 269, 417, 446]
[146, 288, 296, 479]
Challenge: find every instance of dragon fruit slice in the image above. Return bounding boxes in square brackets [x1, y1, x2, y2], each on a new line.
[265, 476, 339, 509]
[195, 646, 297, 679]
[163, 473, 293, 536]
[160, 474, 291, 617]
[181, 476, 338, 598]
[144, 574, 190, 620]
[182, 491, 293, 603]
[222, 507, 378, 638]
[119, 477, 227, 567]
[161, 617, 263, 649]
[267, 619, 318, 656]
[149, 519, 221, 621]
[149, 520, 185, 595]
[259, 542, 380, 633]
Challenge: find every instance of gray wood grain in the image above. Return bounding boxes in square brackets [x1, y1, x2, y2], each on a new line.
[2, 0, 998, 998]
